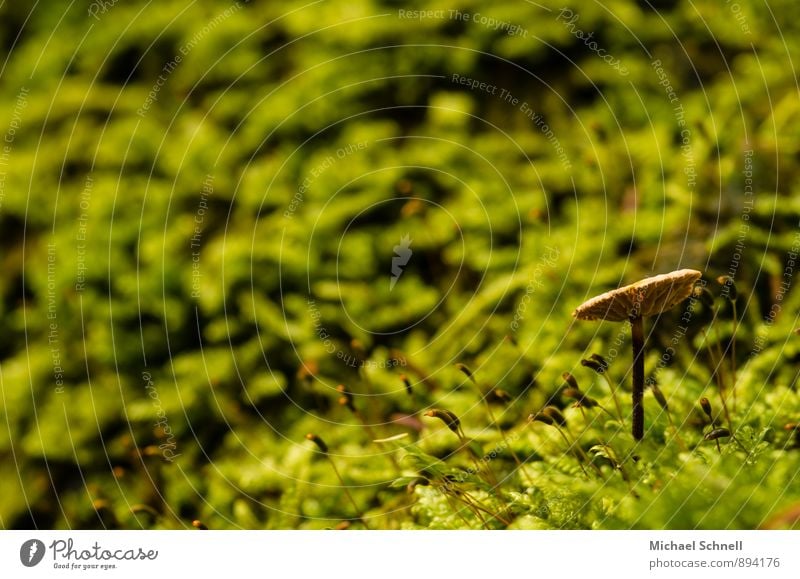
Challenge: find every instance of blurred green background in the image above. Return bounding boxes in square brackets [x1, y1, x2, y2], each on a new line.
[1, 0, 799, 529]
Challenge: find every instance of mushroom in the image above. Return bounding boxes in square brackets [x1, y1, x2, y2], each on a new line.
[572, 269, 702, 440]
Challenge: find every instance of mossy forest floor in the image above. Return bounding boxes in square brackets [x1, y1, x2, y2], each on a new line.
[0, 1, 799, 529]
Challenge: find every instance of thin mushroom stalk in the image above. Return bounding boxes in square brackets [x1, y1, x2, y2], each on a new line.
[573, 269, 702, 441]
[630, 314, 645, 440]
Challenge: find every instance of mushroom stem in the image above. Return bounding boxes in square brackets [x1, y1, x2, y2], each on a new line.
[730, 299, 738, 412]
[631, 316, 645, 440]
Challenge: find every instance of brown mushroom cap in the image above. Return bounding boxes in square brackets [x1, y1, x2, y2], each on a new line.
[573, 269, 702, 322]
